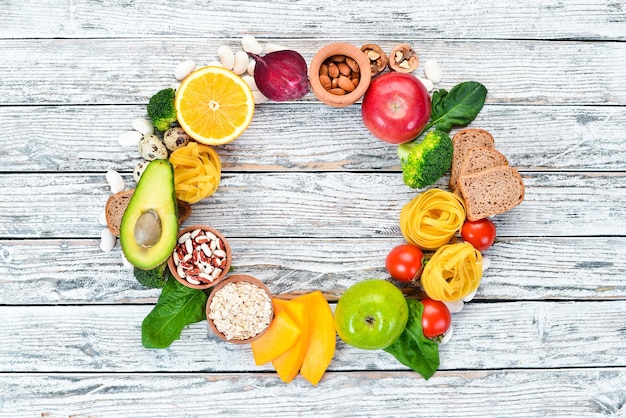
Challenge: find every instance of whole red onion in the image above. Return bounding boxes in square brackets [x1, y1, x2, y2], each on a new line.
[248, 50, 309, 101]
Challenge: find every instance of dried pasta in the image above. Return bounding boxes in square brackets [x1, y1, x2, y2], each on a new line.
[169, 141, 222, 204]
[399, 188, 466, 250]
[421, 242, 483, 302]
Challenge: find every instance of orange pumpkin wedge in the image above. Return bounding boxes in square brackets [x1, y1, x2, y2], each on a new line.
[296, 291, 336, 386]
[250, 310, 302, 366]
[271, 299, 310, 383]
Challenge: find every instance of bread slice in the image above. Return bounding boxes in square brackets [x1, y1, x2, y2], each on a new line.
[105, 189, 192, 236]
[459, 146, 508, 179]
[450, 128, 495, 189]
[458, 165, 525, 221]
[105, 190, 134, 236]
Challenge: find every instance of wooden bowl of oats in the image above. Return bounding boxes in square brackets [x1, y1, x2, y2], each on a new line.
[206, 274, 274, 344]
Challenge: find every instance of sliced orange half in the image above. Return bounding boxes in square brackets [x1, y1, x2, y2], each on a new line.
[175, 66, 254, 145]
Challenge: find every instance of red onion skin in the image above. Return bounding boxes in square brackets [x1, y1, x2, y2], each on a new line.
[249, 51, 309, 101]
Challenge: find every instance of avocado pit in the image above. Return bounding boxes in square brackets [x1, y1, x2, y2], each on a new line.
[134, 210, 162, 247]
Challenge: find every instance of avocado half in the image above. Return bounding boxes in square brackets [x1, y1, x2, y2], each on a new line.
[120, 159, 179, 270]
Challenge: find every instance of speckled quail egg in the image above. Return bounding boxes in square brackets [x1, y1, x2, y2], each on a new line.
[163, 127, 191, 152]
[133, 160, 150, 183]
[138, 134, 168, 160]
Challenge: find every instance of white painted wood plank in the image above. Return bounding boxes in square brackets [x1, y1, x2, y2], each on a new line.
[0, 39, 624, 105]
[1, 370, 623, 417]
[0, 172, 624, 239]
[1, 237, 625, 305]
[1, 370, 625, 416]
[2, 0, 625, 40]
[0, 302, 624, 372]
[2, 104, 625, 172]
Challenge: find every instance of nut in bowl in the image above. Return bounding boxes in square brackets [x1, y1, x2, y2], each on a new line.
[206, 275, 274, 344]
[168, 225, 232, 290]
[309, 42, 372, 107]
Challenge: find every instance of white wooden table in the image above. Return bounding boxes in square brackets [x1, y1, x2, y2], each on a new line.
[1, 1, 625, 416]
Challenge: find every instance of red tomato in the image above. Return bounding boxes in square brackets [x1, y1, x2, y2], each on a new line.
[361, 72, 431, 144]
[421, 298, 451, 338]
[385, 244, 424, 282]
[461, 218, 497, 251]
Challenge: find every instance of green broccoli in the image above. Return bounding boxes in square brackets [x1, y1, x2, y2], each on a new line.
[147, 88, 177, 131]
[134, 262, 169, 289]
[397, 130, 453, 189]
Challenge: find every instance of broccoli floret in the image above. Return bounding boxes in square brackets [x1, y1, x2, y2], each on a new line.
[134, 262, 169, 289]
[147, 88, 177, 131]
[397, 130, 453, 189]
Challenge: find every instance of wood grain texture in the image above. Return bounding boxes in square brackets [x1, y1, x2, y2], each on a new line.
[0, 39, 624, 105]
[0, 301, 624, 373]
[2, 104, 625, 173]
[0, 172, 624, 239]
[2, 0, 625, 40]
[0, 237, 625, 305]
[0, 369, 625, 417]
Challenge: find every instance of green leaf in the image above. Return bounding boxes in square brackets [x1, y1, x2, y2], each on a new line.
[384, 299, 440, 379]
[429, 81, 487, 133]
[141, 278, 208, 349]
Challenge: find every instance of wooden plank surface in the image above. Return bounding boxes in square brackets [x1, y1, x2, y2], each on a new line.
[0, 369, 625, 417]
[1, 172, 625, 238]
[2, 104, 626, 173]
[2, 0, 626, 415]
[2, 0, 625, 41]
[1, 39, 624, 105]
[1, 237, 625, 305]
[0, 301, 624, 372]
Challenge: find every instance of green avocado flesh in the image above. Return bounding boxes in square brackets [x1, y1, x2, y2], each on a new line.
[120, 159, 179, 270]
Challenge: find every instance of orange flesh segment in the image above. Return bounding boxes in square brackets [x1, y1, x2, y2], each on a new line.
[271, 299, 310, 383]
[250, 310, 302, 366]
[295, 291, 337, 386]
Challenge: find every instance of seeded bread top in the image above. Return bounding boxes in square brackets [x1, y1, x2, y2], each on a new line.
[449, 128, 495, 189]
[105, 189, 192, 237]
[457, 165, 525, 221]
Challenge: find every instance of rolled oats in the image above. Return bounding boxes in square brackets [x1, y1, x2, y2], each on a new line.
[208, 281, 272, 341]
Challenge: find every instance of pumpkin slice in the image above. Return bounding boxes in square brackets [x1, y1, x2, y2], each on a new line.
[296, 291, 337, 386]
[250, 310, 302, 366]
[271, 298, 310, 383]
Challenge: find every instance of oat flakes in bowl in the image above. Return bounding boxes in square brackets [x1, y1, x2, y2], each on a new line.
[206, 275, 274, 344]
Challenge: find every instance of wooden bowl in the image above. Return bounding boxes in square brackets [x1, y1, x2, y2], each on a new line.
[206, 275, 274, 344]
[167, 225, 232, 290]
[309, 42, 372, 107]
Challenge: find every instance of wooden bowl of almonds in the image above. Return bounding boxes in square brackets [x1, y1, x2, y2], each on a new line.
[168, 225, 232, 290]
[309, 42, 372, 107]
[206, 275, 274, 344]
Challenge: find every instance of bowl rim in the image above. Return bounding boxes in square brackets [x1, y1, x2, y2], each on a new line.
[167, 224, 232, 290]
[206, 274, 274, 344]
[309, 42, 372, 108]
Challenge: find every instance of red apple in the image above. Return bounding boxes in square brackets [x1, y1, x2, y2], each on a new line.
[361, 72, 431, 144]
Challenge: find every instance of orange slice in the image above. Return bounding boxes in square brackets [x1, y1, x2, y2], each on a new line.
[174, 66, 254, 145]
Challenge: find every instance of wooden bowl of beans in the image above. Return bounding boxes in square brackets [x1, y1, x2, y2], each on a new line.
[309, 42, 372, 107]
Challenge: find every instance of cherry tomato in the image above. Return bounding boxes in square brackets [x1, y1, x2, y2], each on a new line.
[385, 244, 424, 282]
[421, 298, 451, 338]
[461, 218, 497, 251]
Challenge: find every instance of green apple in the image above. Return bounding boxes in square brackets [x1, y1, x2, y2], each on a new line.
[334, 279, 409, 350]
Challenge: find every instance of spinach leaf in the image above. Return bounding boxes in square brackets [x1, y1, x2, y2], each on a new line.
[384, 299, 440, 379]
[142, 278, 208, 349]
[427, 81, 487, 133]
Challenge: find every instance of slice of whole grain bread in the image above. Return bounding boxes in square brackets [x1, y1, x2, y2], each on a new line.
[105, 189, 192, 236]
[450, 128, 495, 189]
[458, 146, 508, 179]
[457, 165, 525, 221]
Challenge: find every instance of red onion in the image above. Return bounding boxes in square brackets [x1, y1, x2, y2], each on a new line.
[248, 50, 309, 101]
